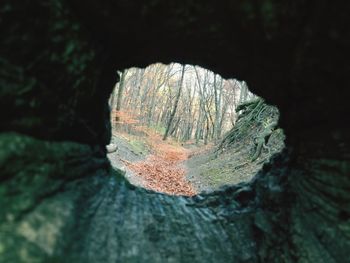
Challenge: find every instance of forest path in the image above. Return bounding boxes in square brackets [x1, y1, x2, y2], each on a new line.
[123, 132, 197, 196]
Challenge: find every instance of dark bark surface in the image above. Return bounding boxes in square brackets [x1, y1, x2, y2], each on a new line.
[1, 0, 349, 262]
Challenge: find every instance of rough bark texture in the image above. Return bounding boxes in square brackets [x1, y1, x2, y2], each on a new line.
[1, 0, 349, 262]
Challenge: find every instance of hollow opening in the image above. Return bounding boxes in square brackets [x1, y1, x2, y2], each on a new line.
[107, 63, 285, 196]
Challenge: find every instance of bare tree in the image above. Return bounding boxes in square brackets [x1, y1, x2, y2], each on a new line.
[163, 65, 186, 141]
[114, 69, 128, 128]
[109, 63, 247, 143]
[213, 74, 224, 142]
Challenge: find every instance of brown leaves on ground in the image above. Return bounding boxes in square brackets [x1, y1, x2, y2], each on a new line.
[111, 113, 197, 196]
[128, 155, 196, 196]
[125, 131, 197, 196]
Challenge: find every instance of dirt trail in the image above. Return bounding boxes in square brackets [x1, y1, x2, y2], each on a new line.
[125, 134, 197, 196]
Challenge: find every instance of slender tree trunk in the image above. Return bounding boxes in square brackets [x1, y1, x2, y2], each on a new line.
[194, 66, 212, 144]
[195, 109, 202, 144]
[219, 96, 229, 134]
[204, 116, 209, 145]
[147, 66, 171, 127]
[163, 65, 186, 140]
[115, 70, 127, 128]
[133, 68, 144, 113]
[231, 79, 238, 125]
[170, 117, 181, 137]
[109, 82, 118, 110]
[213, 74, 221, 143]
[216, 78, 223, 138]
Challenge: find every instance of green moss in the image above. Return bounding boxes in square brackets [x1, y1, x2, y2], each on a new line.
[129, 139, 148, 155]
[150, 124, 166, 134]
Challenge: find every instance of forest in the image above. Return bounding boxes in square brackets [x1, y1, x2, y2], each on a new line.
[107, 64, 284, 195]
[109, 63, 254, 144]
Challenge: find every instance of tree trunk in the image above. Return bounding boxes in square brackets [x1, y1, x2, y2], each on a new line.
[109, 83, 118, 110]
[115, 70, 127, 128]
[147, 66, 171, 127]
[163, 65, 186, 140]
[213, 74, 222, 143]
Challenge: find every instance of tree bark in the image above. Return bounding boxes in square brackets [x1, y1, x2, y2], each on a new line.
[163, 65, 186, 140]
[115, 69, 127, 128]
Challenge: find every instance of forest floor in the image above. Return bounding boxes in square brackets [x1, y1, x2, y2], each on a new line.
[185, 130, 284, 193]
[108, 129, 197, 196]
[107, 130, 284, 196]
[107, 112, 285, 196]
